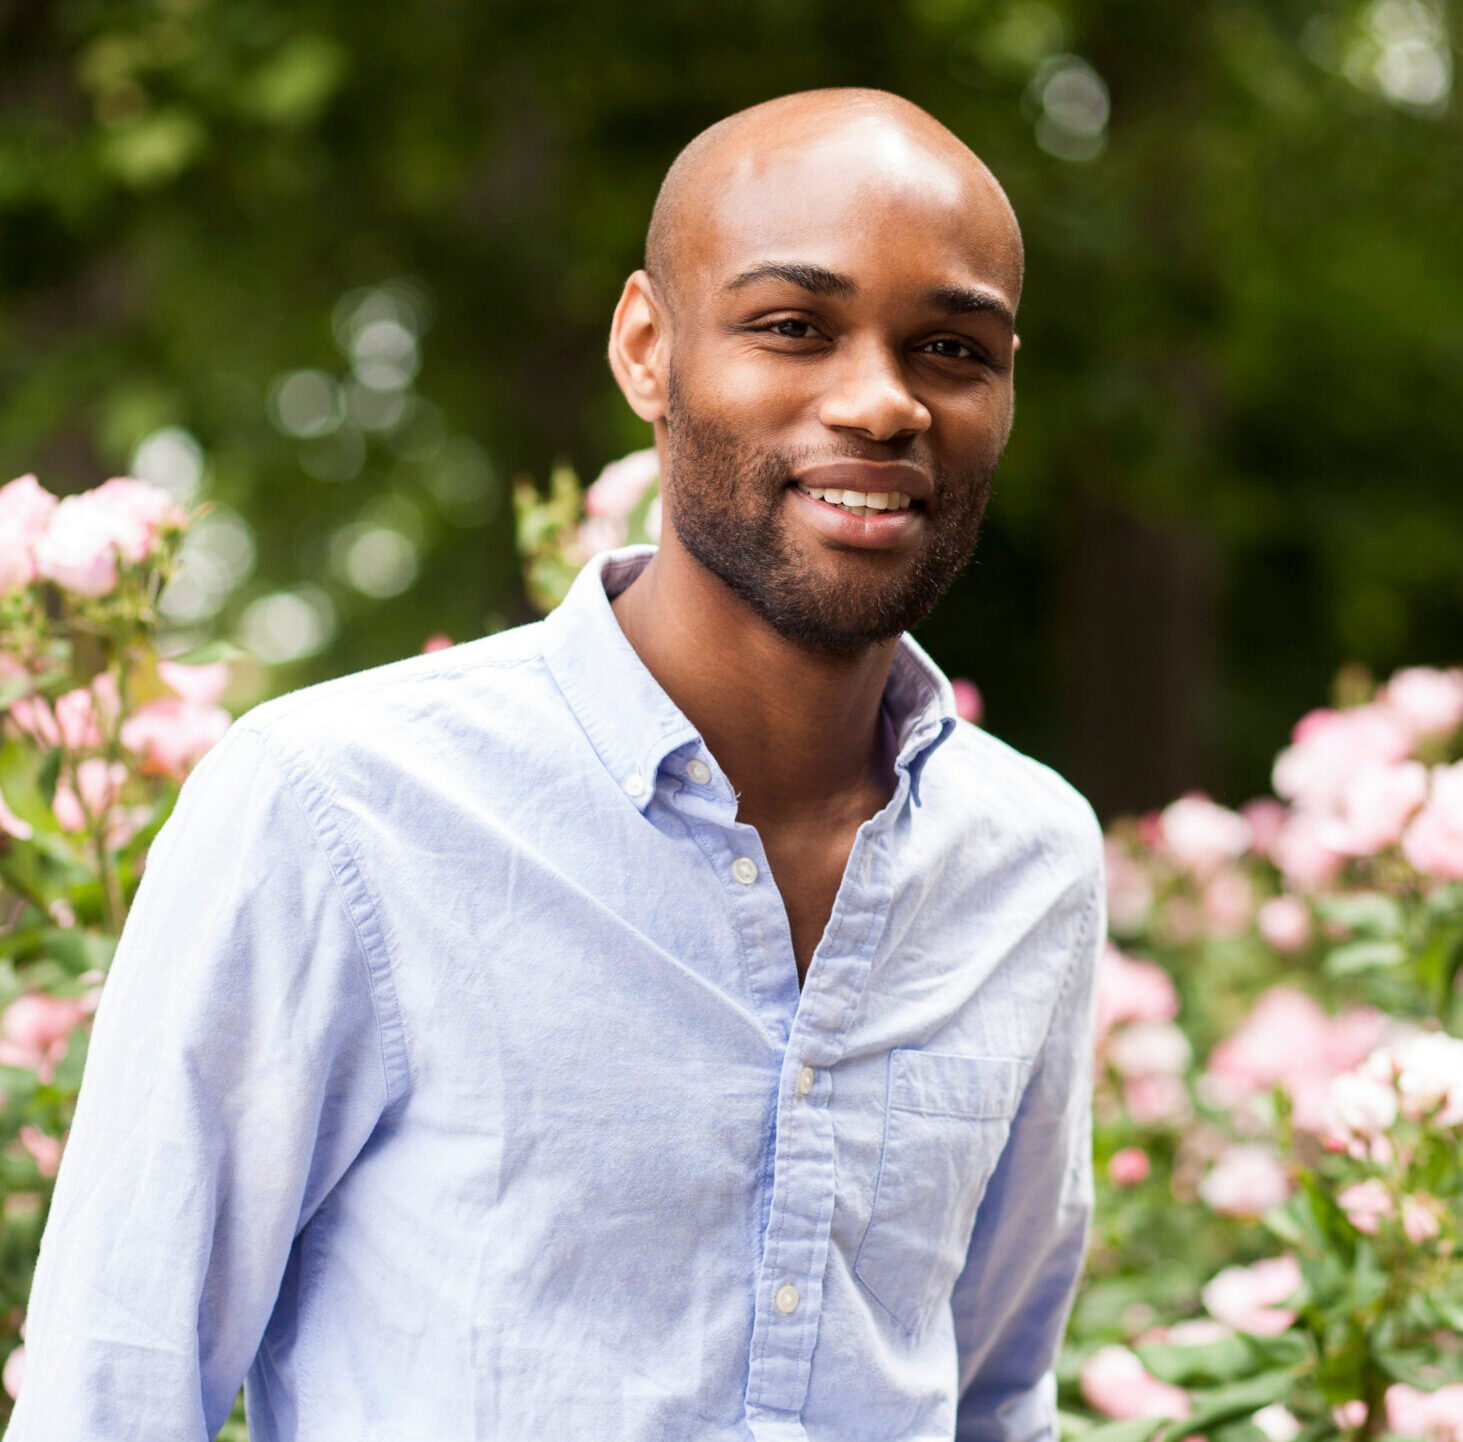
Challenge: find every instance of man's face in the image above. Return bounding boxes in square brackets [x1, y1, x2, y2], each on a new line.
[657, 119, 1021, 658]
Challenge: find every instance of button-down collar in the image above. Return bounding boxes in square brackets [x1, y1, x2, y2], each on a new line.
[541, 546, 958, 813]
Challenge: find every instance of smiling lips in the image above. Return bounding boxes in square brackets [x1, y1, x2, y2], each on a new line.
[790, 460, 931, 523]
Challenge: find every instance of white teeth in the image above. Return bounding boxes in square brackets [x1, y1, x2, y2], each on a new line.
[798, 484, 915, 514]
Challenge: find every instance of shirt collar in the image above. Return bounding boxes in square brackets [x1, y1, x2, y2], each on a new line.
[540, 546, 958, 812]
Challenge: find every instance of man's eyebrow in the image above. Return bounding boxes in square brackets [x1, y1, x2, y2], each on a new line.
[923, 285, 1015, 328]
[724, 263, 857, 297]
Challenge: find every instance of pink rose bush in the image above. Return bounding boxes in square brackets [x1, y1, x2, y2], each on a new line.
[1387, 1382, 1463, 1440]
[1068, 660, 1463, 1435]
[514, 452, 661, 611]
[0, 478, 57, 593]
[1, 473, 232, 1417]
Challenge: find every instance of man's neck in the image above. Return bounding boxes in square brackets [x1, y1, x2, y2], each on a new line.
[609, 545, 898, 829]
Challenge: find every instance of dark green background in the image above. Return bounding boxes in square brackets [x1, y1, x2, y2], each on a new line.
[3, 0, 1459, 816]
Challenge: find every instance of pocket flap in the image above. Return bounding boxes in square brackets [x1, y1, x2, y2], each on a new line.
[887, 1049, 1029, 1121]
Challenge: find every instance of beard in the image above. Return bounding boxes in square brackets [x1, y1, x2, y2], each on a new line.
[662, 370, 998, 659]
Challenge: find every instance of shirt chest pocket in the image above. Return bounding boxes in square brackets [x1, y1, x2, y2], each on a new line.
[853, 1049, 1030, 1337]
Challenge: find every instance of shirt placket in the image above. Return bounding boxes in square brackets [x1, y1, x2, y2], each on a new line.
[721, 814, 896, 1441]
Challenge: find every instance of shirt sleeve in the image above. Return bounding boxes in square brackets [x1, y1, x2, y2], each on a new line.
[6, 723, 404, 1442]
[950, 870, 1104, 1442]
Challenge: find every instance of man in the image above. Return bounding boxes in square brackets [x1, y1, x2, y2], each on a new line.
[11, 89, 1103, 1441]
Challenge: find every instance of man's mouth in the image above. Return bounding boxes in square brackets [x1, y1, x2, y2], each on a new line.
[794, 484, 917, 518]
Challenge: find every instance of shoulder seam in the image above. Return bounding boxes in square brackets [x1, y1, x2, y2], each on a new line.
[234, 723, 412, 1107]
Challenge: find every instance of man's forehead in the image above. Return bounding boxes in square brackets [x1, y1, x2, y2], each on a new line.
[665, 106, 1022, 305]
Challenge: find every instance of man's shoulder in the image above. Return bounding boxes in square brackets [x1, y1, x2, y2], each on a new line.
[230, 619, 557, 766]
[932, 718, 1103, 873]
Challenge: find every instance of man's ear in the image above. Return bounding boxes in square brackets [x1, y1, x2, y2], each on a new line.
[608, 270, 669, 424]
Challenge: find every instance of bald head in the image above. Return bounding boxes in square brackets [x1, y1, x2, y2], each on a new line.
[644, 89, 1022, 314]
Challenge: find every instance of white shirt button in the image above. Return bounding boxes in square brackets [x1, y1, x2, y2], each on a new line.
[797, 1065, 815, 1098]
[731, 857, 758, 885]
[624, 774, 647, 798]
[774, 1283, 800, 1315]
[686, 759, 712, 786]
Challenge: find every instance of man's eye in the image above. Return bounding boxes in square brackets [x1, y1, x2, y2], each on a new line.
[766, 319, 816, 339]
[924, 338, 978, 360]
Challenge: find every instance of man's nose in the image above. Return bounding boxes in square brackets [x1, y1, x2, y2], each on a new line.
[817, 341, 932, 442]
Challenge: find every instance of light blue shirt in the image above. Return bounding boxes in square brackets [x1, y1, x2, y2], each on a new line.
[9, 546, 1104, 1442]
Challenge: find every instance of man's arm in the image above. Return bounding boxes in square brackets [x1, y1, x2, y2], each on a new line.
[7, 725, 404, 1441]
[951, 873, 1104, 1442]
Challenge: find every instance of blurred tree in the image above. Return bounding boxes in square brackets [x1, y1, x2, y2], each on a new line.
[0, 0, 1458, 814]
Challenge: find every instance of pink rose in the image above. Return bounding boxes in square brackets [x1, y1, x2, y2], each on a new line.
[1202, 867, 1254, 936]
[568, 514, 628, 565]
[122, 697, 230, 779]
[1107, 1146, 1150, 1187]
[950, 679, 983, 725]
[2, 1344, 22, 1402]
[1095, 945, 1180, 1042]
[52, 758, 127, 833]
[1137, 1318, 1231, 1348]
[1257, 896, 1311, 954]
[0, 992, 90, 1083]
[584, 449, 660, 522]
[1252, 1404, 1303, 1442]
[1197, 1143, 1291, 1217]
[1206, 987, 1331, 1095]
[1392, 1031, 1463, 1126]
[31, 477, 183, 596]
[1106, 1021, 1192, 1078]
[1382, 666, 1463, 742]
[1273, 704, 1413, 813]
[1386, 1383, 1463, 1441]
[1323, 1007, 1390, 1074]
[1271, 811, 1344, 892]
[52, 674, 119, 752]
[0, 475, 58, 592]
[7, 695, 60, 748]
[16, 1124, 62, 1179]
[1080, 1345, 1191, 1420]
[1401, 1193, 1443, 1245]
[1158, 794, 1251, 875]
[1323, 1070, 1398, 1151]
[1240, 798, 1289, 859]
[0, 787, 32, 841]
[32, 493, 121, 596]
[1104, 840, 1153, 932]
[156, 660, 230, 705]
[1324, 761, 1429, 857]
[88, 476, 186, 563]
[1337, 1178, 1391, 1234]
[1403, 762, 1463, 880]
[1201, 1255, 1301, 1336]
[1202, 989, 1388, 1134]
[1122, 1072, 1191, 1126]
